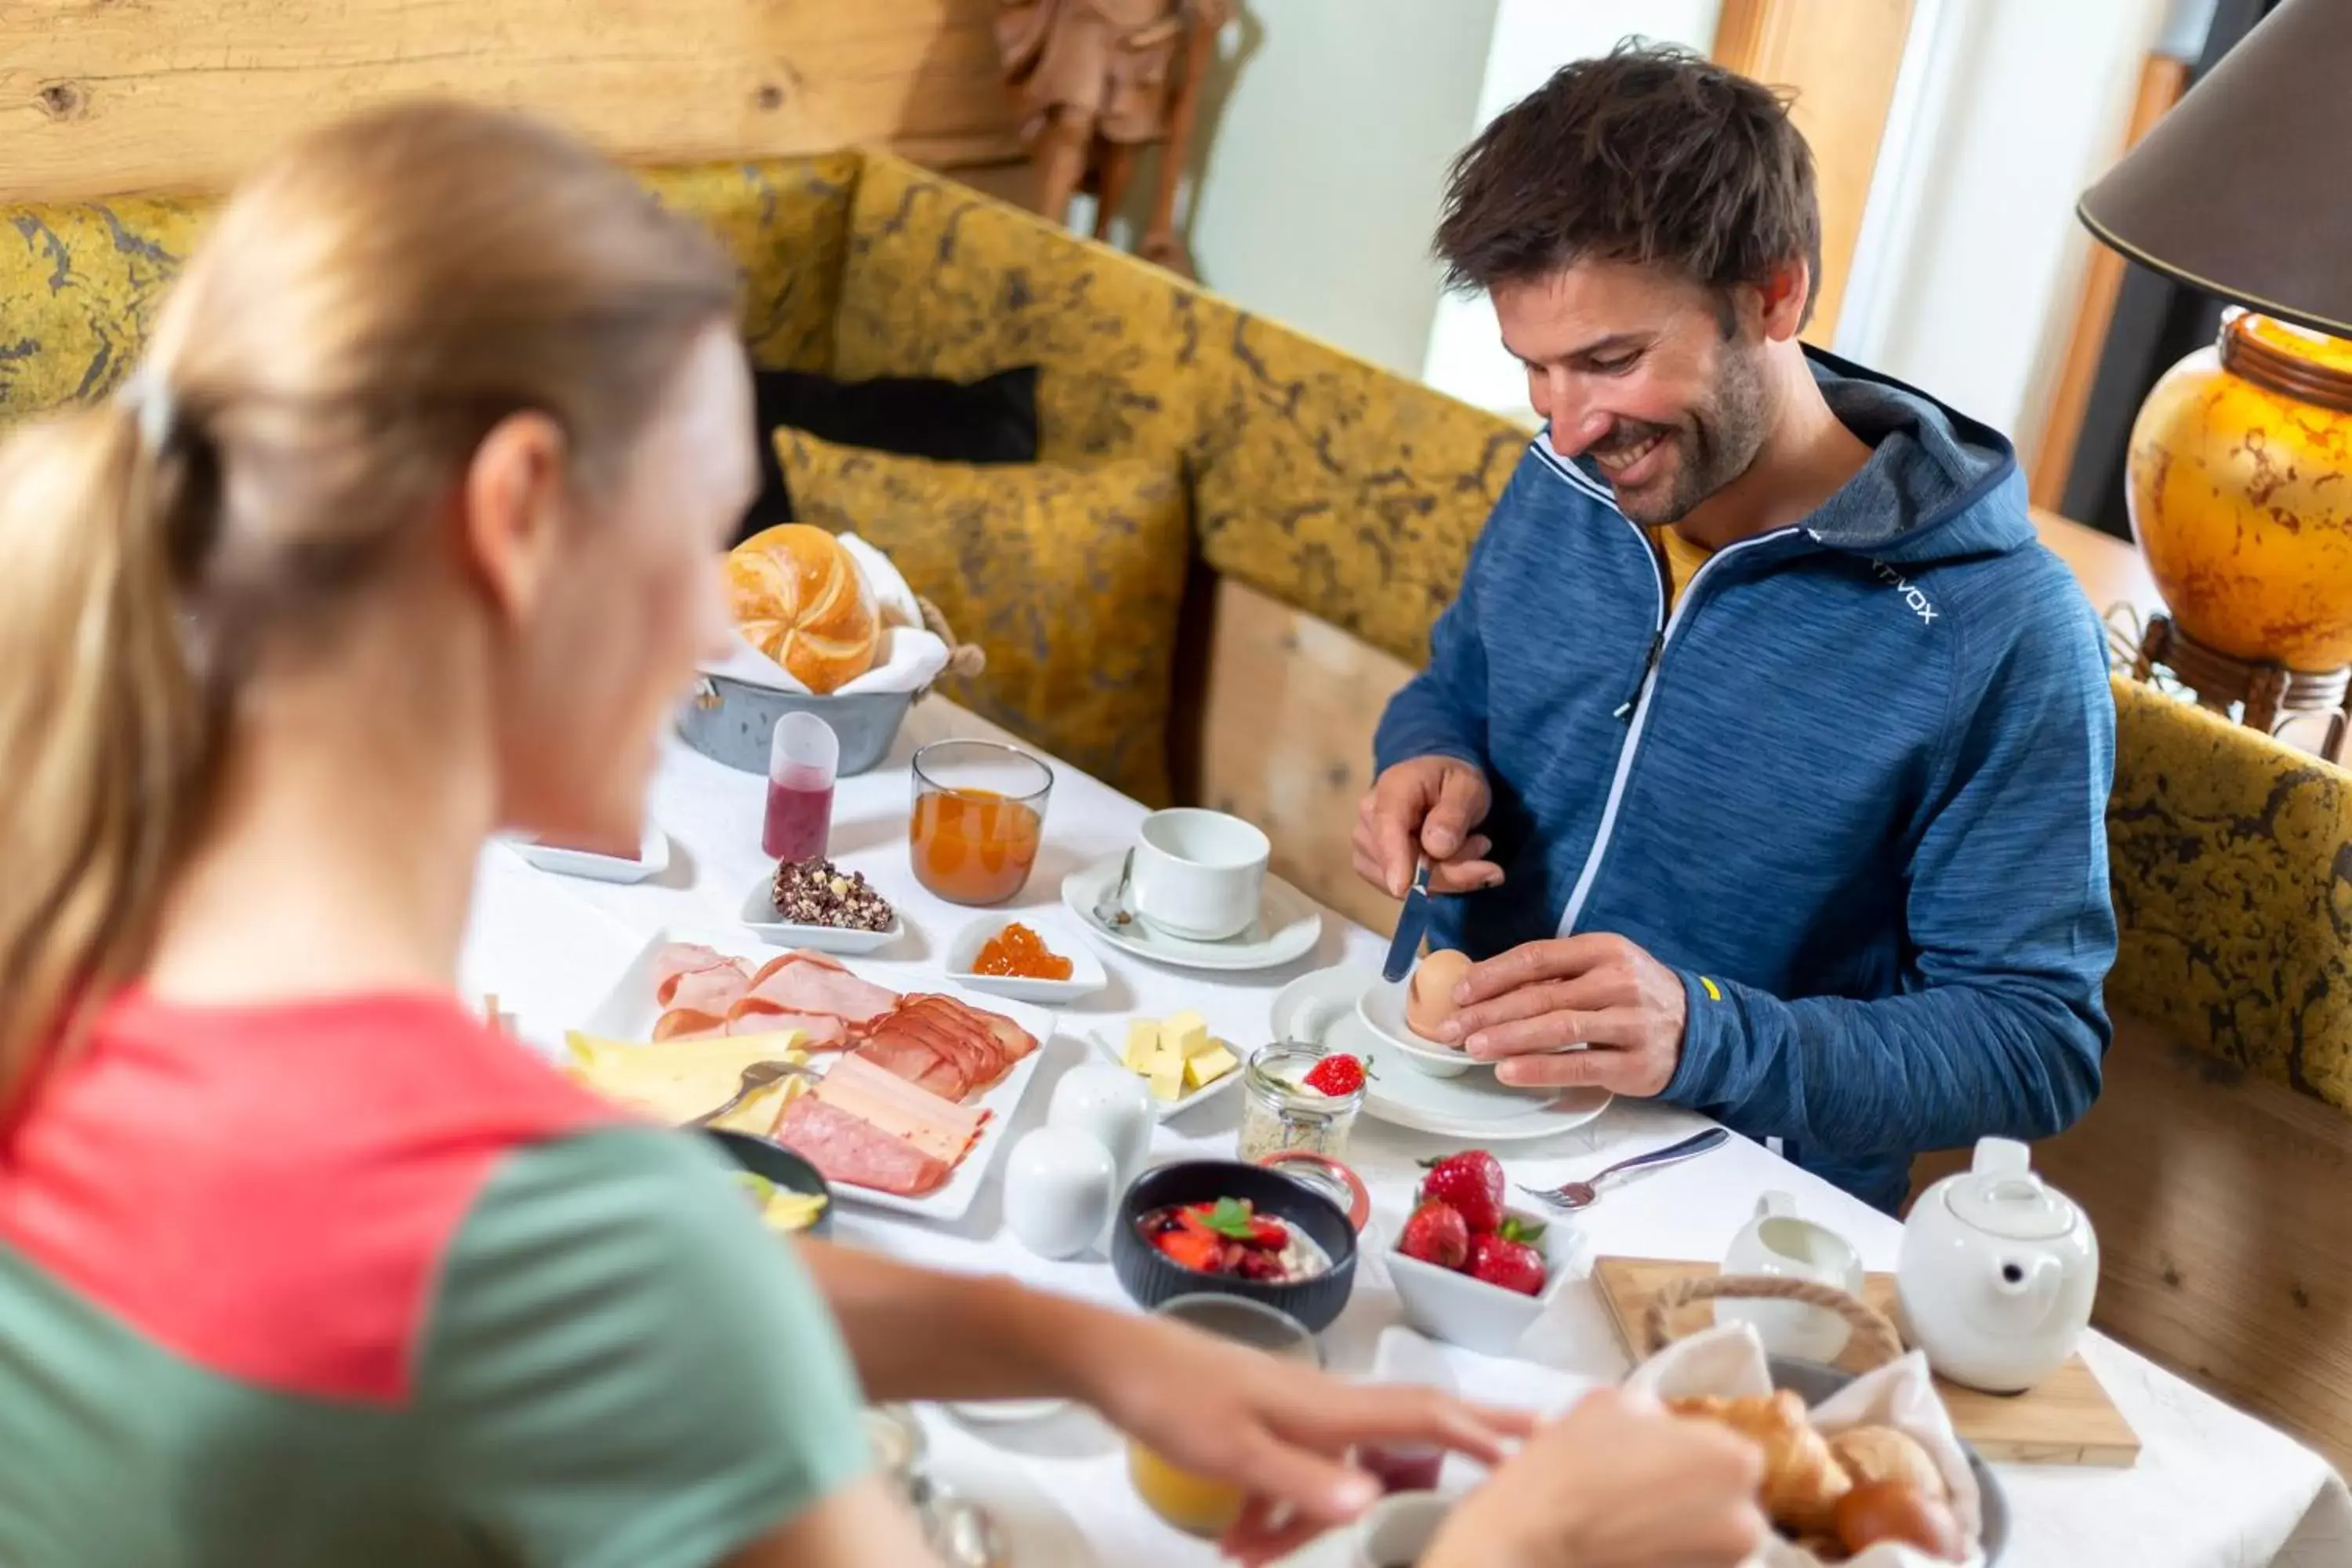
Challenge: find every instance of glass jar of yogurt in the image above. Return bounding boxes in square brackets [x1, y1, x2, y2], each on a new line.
[1236, 1044, 1363, 1163]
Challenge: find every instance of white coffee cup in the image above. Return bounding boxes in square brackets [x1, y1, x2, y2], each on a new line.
[1131, 808, 1270, 942]
[1353, 1491, 1452, 1568]
[1715, 1190, 1866, 1363]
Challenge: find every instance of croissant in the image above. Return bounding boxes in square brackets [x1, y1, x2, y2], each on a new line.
[1828, 1425, 1947, 1501]
[1669, 1391, 1852, 1537]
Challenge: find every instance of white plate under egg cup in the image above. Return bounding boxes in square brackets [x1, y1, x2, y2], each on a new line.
[738, 872, 906, 956]
[503, 820, 670, 885]
[944, 913, 1109, 1006]
[1060, 852, 1323, 974]
[1270, 966, 1610, 1142]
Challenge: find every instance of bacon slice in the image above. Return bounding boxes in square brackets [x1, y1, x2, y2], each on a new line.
[855, 994, 1038, 1100]
[773, 1097, 949, 1197]
[812, 1053, 989, 1166]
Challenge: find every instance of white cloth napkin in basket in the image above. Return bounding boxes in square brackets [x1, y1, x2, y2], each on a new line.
[1626, 1323, 1987, 1568]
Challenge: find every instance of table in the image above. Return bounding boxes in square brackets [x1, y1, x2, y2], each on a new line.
[460, 699, 2352, 1567]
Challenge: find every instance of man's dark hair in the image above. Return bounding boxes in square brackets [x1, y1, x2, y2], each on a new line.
[1434, 42, 1821, 328]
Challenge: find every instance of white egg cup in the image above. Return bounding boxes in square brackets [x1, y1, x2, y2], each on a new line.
[1354, 980, 1475, 1078]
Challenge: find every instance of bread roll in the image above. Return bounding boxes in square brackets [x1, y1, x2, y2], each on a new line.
[1828, 1425, 1947, 1501]
[726, 524, 879, 694]
[1669, 1391, 1852, 1538]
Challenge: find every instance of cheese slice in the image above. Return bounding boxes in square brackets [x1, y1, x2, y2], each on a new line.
[1163, 1010, 1212, 1059]
[564, 1030, 808, 1131]
[1123, 1018, 1162, 1072]
[1184, 1042, 1237, 1089]
[1147, 1048, 1189, 1102]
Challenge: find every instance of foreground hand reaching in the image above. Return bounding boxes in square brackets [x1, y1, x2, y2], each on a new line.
[1421, 1386, 1769, 1568]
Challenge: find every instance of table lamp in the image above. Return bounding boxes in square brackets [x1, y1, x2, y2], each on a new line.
[2077, 0, 2352, 754]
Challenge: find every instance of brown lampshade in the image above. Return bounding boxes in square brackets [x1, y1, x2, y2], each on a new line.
[2078, 0, 2352, 339]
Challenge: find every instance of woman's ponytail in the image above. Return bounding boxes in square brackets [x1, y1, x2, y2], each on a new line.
[0, 388, 222, 1103]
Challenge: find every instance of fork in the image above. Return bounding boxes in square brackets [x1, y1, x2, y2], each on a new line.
[1518, 1127, 1730, 1210]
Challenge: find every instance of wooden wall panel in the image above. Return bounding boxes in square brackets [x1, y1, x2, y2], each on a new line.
[0, 0, 1024, 201]
[1712, 0, 1916, 344]
[1912, 1014, 2352, 1475]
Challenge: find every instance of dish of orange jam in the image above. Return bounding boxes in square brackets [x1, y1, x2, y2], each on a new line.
[971, 921, 1074, 981]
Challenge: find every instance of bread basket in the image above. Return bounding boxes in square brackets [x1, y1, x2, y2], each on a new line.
[678, 596, 983, 776]
[1639, 1276, 2009, 1565]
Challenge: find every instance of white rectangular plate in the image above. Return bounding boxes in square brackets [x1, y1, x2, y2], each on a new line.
[502, 822, 669, 884]
[945, 912, 1108, 1006]
[1084, 1025, 1247, 1122]
[577, 927, 1052, 1222]
[739, 875, 906, 956]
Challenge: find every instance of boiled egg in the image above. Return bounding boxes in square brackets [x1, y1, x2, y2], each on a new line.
[1404, 949, 1473, 1043]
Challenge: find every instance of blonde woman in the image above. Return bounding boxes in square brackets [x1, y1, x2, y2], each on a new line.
[0, 101, 1763, 1568]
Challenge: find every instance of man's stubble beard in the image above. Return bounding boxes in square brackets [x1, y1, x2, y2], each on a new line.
[1625, 343, 1774, 528]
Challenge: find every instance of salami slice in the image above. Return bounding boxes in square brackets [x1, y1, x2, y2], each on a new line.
[772, 1097, 950, 1197]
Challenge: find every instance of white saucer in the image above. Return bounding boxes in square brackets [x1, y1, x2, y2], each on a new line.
[1061, 853, 1323, 973]
[1271, 966, 1610, 1142]
[1357, 980, 1475, 1078]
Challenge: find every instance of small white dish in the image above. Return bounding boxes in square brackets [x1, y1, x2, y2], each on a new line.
[1084, 1027, 1248, 1121]
[1272, 967, 1610, 1142]
[504, 821, 669, 884]
[1356, 981, 1474, 1079]
[945, 913, 1108, 1005]
[1062, 852, 1322, 973]
[1384, 1202, 1581, 1356]
[739, 873, 905, 956]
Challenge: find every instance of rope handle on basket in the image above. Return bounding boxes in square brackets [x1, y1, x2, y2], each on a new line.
[916, 595, 986, 683]
[1642, 1274, 1905, 1370]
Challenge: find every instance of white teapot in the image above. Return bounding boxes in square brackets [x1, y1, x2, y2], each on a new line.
[1896, 1137, 2098, 1393]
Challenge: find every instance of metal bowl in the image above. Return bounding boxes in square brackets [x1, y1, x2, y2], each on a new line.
[677, 674, 913, 777]
[1769, 1356, 2009, 1563]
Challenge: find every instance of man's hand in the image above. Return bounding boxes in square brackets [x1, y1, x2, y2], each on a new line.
[1352, 755, 1503, 898]
[1434, 932, 1689, 1096]
[1422, 1388, 1767, 1568]
[1083, 1310, 1533, 1565]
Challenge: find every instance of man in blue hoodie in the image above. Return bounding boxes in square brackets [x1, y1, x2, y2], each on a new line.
[1358, 45, 2116, 1214]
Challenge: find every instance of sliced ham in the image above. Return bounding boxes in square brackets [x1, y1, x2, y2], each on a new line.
[854, 1033, 970, 1101]
[740, 950, 900, 1022]
[855, 995, 1038, 1100]
[653, 1007, 730, 1042]
[652, 944, 749, 1008]
[773, 1096, 949, 1197]
[812, 1053, 989, 1166]
[661, 963, 752, 1019]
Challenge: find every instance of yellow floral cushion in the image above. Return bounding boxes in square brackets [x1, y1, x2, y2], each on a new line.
[2106, 672, 2352, 1112]
[774, 426, 1189, 805]
[0, 195, 211, 419]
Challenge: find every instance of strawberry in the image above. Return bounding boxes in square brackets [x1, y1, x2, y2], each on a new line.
[1396, 1199, 1471, 1270]
[1418, 1149, 1506, 1234]
[1301, 1053, 1368, 1097]
[1156, 1227, 1225, 1273]
[1466, 1227, 1547, 1296]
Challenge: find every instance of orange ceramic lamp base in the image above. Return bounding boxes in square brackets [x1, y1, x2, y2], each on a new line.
[2128, 313, 2352, 670]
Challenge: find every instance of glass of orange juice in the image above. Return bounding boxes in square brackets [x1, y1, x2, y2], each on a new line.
[1128, 1294, 1322, 1537]
[909, 739, 1054, 906]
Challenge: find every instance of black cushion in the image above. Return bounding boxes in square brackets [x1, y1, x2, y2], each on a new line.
[740, 364, 1041, 541]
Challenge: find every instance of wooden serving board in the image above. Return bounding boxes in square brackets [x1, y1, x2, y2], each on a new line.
[1594, 1256, 2142, 1467]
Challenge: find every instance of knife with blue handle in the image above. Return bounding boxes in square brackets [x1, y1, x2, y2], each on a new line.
[1382, 858, 1433, 983]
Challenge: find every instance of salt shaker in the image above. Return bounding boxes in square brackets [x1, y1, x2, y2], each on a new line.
[1003, 1126, 1117, 1260]
[1047, 1062, 1155, 1194]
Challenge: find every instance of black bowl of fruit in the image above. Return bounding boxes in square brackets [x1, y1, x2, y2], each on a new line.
[1112, 1159, 1358, 1332]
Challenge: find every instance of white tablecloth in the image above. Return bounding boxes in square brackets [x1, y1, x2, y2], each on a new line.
[461, 699, 2352, 1568]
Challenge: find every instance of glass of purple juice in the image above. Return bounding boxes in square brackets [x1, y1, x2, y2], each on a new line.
[763, 711, 839, 863]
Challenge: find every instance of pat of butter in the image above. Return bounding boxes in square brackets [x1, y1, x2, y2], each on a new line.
[1123, 1019, 1163, 1072]
[1147, 1050, 1189, 1102]
[1184, 1042, 1236, 1088]
[1163, 1011, 1212, 1059]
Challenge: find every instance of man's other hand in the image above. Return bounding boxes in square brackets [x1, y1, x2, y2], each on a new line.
[1353, 756, 1503, 898]
[1436, 933, 1690, 1096]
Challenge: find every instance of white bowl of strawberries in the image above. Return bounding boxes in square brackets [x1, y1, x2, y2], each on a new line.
[1385, 1150, 1576, 1354]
